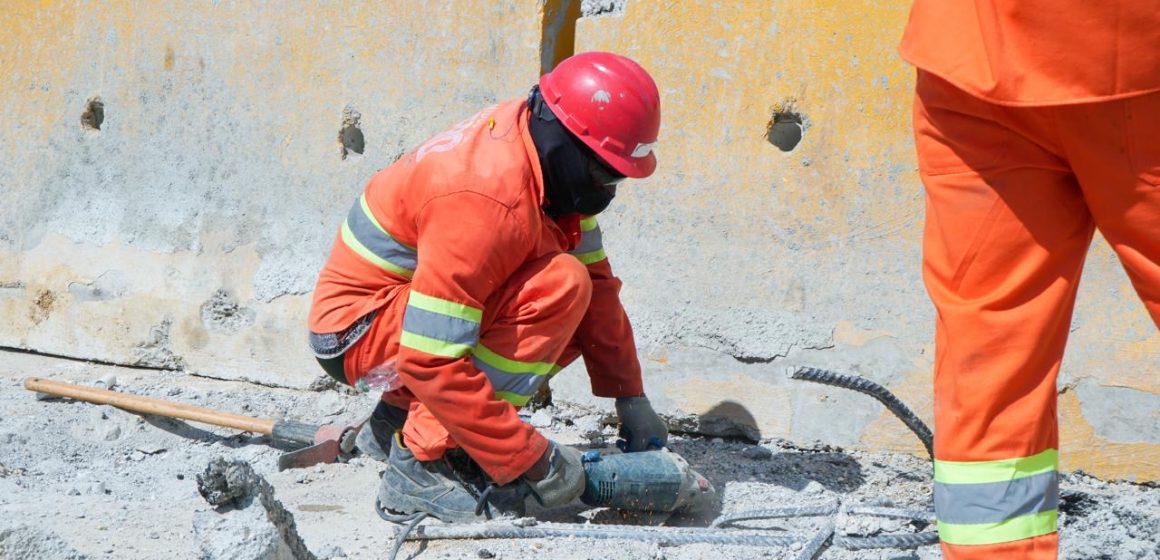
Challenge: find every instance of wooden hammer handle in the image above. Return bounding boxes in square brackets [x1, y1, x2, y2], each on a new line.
[24, 376, 276, 435]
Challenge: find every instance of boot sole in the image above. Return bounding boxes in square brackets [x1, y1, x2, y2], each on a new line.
[375, 496, 426, 524]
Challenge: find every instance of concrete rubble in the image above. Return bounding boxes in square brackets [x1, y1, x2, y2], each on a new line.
[193, 458, 317, 560]
[1, 351, 1156, 559]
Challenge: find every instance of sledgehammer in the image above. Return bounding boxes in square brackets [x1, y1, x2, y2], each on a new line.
[23, 377, 361, 471]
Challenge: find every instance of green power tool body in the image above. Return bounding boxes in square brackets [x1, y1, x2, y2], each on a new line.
[578, 448, 717, 513]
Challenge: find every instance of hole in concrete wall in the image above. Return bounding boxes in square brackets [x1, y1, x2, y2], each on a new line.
[34, 290, 55, 312]
[339, 105, 364, 160]
[81, 97, 104, 131]
[766, 111, 803, 152]
[581, 0, 627, 17]
[199, 289, 255, 333]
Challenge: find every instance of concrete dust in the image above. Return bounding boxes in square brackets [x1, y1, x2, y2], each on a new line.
[0, 526, 87, 560]
[1, 351, 1156, 559]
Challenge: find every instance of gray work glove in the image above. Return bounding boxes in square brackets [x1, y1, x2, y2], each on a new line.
[523, 441, 585, 508]
[615, 395, 668, 452]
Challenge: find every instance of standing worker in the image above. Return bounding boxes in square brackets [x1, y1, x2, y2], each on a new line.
[900, 1, 1160, 558]
[306, 52, 669, 522]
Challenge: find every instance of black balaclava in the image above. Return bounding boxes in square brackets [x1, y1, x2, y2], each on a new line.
[527, 86, 624, 217]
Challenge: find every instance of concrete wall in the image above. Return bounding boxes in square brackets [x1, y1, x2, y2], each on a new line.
[1, 0, 554, 382]
[2, 0, 1156, 481]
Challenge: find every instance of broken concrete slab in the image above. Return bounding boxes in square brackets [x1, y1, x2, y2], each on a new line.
[195, 458, 317, 560]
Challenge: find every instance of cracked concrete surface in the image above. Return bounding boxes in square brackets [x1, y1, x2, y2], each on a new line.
[0, 0, 1154, 492]
[1, 351, 1155, 560]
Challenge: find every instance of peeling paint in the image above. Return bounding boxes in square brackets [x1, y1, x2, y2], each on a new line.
[67, 271, 127, 302]
[1075, 379, 1160, 444]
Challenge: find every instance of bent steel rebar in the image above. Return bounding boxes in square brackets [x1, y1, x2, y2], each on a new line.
[790, 366, 934, 458]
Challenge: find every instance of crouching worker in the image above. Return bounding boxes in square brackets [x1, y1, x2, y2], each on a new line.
[306, 52, 669, 522]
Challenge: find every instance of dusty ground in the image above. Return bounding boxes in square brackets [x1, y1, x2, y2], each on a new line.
[1, 350, 1156, 560]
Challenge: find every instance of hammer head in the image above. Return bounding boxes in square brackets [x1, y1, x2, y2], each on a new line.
[275, 421, 363, 471]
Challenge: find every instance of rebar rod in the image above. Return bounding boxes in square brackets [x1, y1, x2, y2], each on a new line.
[710, 503, 840, 528]
[796, 522, 835, 560]
[402, 521, 805, 547]
[791, 367, 934, 458]
[834, 532, 940, 550]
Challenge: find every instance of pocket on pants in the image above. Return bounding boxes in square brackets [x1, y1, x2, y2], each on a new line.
[914, 71, 1011, 176]
[1124, 92, 1160, 187]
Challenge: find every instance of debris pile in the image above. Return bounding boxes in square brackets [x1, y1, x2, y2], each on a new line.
[194, 458, 318, 560]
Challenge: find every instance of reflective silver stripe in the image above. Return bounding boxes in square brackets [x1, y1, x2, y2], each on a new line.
[934, 471, 1059, 525]
[346, 198, 417, 272]
[570, 223, 603, 255]
[401, 306, 480, 347]
[471, 356, 548, 400]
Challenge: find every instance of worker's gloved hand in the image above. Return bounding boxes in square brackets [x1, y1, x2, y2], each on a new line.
[523, 441, 585, 508]
[615, 395, 668, 452]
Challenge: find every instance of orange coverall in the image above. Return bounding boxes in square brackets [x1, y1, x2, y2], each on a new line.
[900, 1, 1160, 558]
[309, 99, 643, 485]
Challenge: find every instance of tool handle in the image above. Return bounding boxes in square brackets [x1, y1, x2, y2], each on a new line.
[23, 376, 276, 436]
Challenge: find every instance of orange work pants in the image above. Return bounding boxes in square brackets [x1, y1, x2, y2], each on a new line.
[342, 252, 591, 475]
[914, 71, 1160, 559]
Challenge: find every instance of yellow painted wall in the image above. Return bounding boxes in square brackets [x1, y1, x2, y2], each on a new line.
[577, 0, 1158, 481]
[1, 1, 1155, 481]
[0, 1, 551, 384]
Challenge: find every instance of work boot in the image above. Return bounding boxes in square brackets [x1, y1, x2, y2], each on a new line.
[376, 433, 528, 523]
[355, 400, 408, 462]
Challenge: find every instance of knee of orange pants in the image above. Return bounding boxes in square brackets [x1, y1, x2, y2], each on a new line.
[398, 253, 593, 463]
[477, 252, 593, 354]
[941, 532, 1058, 560]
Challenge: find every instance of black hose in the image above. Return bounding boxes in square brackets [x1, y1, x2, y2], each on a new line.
[845, 505, 936, 523]
[791, 367, 934, 458]
[386, 512, 428, 560]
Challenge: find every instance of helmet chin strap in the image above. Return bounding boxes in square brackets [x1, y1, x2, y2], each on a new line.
[527, 86, 618, 217]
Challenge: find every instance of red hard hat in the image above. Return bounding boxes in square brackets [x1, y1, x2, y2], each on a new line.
[539, 52, 661, 179]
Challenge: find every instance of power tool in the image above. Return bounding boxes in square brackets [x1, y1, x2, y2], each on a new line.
[579, 448, 717, 513]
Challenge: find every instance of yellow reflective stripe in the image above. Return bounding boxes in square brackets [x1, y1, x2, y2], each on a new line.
[494, 390, 531, 407]
[938, 509, 1057, 546]
[399, 331, 473, 358]
[359, 195, 416, 250]
[473, 344, 555, 376]
[579, 216, 598, 232]
[341, 222, 415, 278]
[407, 291, 483, 323]
[935, 449, 1057, 485]
[573, 248, 607, 265]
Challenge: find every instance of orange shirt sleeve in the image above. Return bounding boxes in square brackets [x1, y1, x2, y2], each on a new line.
[570, 217, 645, 398]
